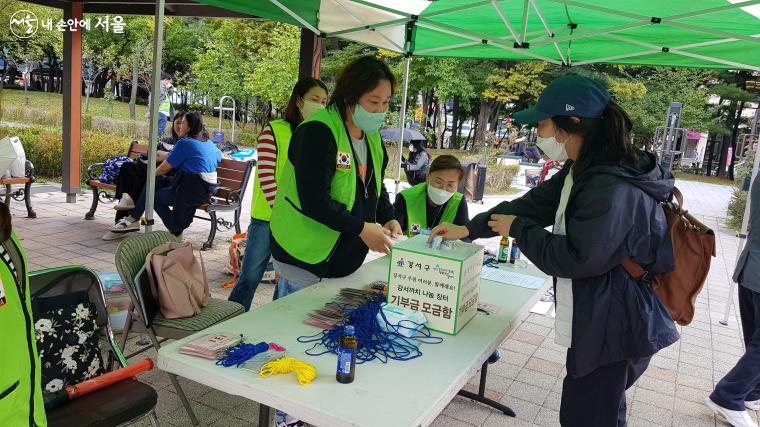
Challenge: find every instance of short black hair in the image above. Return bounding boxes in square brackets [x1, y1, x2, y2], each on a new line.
[161, 73, 173, 81]
[283, 77, 328, 128]
[183, 112, 204, 139]
[328, 56, 396, 120]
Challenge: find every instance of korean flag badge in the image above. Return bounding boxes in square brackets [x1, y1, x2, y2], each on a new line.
[337, 152, 352, 170]
[410, 224, 422, 234]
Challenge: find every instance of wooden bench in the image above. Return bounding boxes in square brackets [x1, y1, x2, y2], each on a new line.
[0, 160, 37, 218]
[85, 140, 148, 220]
[85, 142, 255, 251]
[195, 158, 254, 250]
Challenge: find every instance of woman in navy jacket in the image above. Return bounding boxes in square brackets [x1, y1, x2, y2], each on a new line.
[432, 75, 678, 426]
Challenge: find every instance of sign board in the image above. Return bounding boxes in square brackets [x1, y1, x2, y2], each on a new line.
[388, 235, 483, 335]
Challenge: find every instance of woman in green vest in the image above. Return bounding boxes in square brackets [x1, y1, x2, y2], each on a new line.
[394, 154, 469, 236]
[228, 77, 328, 311]
[269, 55, 402, 299]
[0, 201, 46, 426]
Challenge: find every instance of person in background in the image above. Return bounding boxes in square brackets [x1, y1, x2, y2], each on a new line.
[146, 73, 174, 138]
[228, 77, 328, 311]
[431, 75, 678, 426]
[112, 112, 187, 213]
[394, 154, 468, 236]
[0, 201, 46, 426]
[402, 139, 431, 185]
[108, 112, 221, 237]
[705, 173, 760, 427]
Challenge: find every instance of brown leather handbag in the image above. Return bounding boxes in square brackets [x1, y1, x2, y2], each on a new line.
[145, 242, 209, 319]
[621, 187, 716, 326]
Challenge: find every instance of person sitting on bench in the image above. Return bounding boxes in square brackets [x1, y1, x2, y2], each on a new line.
[107, 112, 221, 237]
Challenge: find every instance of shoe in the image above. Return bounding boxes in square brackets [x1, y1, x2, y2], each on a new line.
[113, 194, 135, 211]
[705, 397, 759, 427]
[747, 400, 760, 411]
[101, 231, 133, 241]
[108, 217, 139, 233]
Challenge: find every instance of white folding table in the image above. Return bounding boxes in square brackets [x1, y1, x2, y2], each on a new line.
[157, 257, 551, 427]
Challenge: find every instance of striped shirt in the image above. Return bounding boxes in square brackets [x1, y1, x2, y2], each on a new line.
[256, 124, 278, 208]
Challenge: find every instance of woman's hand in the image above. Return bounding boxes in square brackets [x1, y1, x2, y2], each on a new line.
[383, 219, 403, 238]
[360, 222, 393, 255]
[429, 223, 470, 242]
[488, 214, 516, 237]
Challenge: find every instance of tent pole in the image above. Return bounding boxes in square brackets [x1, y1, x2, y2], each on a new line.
[145, 0, 166, 233]
[395, 54, 412, 196]
[721, 142, 760, 325]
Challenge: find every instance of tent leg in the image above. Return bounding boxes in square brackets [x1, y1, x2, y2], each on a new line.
[395, 55, 412, 196]
[144, 0, 166, 233]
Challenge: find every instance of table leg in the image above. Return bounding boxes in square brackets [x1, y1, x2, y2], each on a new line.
[258, 403, 271, 427]
[457, 361, 516, 417]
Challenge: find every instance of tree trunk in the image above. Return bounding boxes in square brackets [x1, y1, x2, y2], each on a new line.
[490, 103, 502, 134]
[728, 101, 746, 181]
[450, 96, 460, 149]
[84, 81, 92, 112]
[474, 99, 491, 142]
[129, 47, 140, 121]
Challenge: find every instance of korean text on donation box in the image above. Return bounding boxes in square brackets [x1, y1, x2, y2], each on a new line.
[388, 235, 483, 334]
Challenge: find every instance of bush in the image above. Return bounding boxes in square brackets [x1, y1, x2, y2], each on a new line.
[727, 188, 747, 232]
[0, 126, 132, 181]
[485, 163, 521, 194]
[2, 105, 61, 128]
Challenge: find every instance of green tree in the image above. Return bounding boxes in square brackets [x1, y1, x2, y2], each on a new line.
[244, 23, 300, 110]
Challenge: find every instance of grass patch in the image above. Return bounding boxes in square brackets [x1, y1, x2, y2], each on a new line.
[0, 89, 260, 145]
[673, 172, 734, 187]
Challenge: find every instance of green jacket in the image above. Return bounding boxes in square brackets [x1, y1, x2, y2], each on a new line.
[0, 232, 46, 426]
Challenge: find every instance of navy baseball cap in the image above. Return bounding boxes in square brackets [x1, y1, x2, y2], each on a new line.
[513, 74, 611, 125]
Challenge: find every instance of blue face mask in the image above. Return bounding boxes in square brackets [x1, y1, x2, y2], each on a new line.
[351, 104, 387, 134]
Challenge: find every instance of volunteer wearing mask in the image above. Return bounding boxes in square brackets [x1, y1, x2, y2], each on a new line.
[228, 77, 328, 311]
[0, 201, 46, 426]
[394, 155, 468, 236]
[270, 55, 401, 298]
[431, 75, 678, 426]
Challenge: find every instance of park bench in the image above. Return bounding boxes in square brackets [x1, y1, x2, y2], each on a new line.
[85, 140, 147, 220]
[85, 141, 254, 250]
[0, 160, 37, 218]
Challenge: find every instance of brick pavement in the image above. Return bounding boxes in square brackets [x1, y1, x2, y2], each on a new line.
[9, 178, 752, 427]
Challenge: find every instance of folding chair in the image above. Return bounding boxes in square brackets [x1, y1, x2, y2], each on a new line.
[29, 266, 159, 427]
[115, 231, 245, 426]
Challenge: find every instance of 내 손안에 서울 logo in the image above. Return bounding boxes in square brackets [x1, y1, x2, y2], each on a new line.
[10, 10, 38, 39]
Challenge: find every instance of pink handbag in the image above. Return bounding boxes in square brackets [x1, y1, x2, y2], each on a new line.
[145, 242, 210, 319]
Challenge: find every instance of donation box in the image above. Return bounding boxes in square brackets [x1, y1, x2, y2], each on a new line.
[388, 235, 483, 335]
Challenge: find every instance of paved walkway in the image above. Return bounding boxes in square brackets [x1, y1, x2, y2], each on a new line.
[9, 178, 752, 426]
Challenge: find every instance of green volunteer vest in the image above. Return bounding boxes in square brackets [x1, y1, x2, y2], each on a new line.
[270, 106, 384, 264]
[251, 119, 293, 221]
[398, 183, 463, 235]
[0, 232, 46, 427]
[159, 93, 171, 115]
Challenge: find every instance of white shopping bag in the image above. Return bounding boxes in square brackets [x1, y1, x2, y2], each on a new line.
[0, 137, 20, 178]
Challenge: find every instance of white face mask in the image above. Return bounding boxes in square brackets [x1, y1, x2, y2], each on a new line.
[427, 184, 455, 206]
[536, 135, 568, 161]
[408, 144, 415, 152]
[300, 100, 324, 120]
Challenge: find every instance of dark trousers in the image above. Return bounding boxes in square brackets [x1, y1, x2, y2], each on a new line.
[560, 351, 650, 427]
[710, 285, 760, 410]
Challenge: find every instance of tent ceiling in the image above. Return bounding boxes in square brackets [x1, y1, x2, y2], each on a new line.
[21, 0, 260, 18]
[194, 0, 760, 70]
